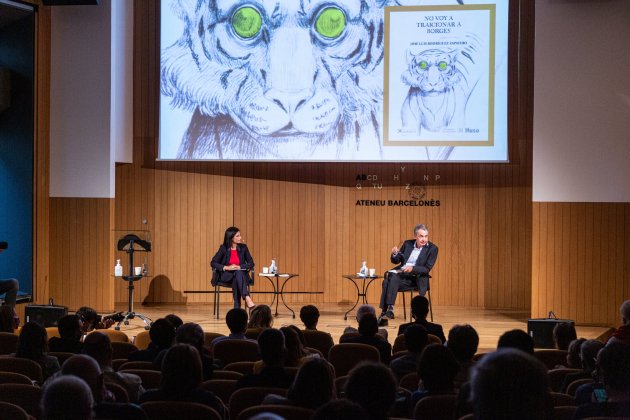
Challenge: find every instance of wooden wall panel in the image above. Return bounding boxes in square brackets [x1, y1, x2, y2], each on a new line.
[49, 198, 114, 312]
[532, 202, 630, 326]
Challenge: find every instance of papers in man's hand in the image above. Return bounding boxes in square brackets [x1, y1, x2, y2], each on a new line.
[387, 269, 401, 273]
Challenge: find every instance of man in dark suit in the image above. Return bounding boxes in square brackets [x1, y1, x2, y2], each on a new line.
[379, 224, 438, 320]
[397, 295, 446, 343]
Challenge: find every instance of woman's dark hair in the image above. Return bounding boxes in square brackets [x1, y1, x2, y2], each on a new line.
[552, 322, 577, 351]
[57, 315, 82, 341]
[288, 358, 335, 409]
[223, 226, 240, 249]
[16, 322, 49, 367]
[280, 326, 308, 367]
[160, 343, 203, 397]
[176, 322, 205, 351]
[0, 305, 15, 333]
[165, 314, 183, 330]
[345, 362, 397, 420]
[566, 338, 586, 369]
[417, 343, 459, 393]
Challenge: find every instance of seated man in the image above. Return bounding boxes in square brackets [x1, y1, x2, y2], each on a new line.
[236, 328, 294, 389]
[342, 304, 388, 342]
[397, 295, 446, 343]
[300, 305, 321, 330]
[608, 299, 630, 346]
[0, 242, 20, 325]
[343, 313, 392, 364]
[49, 314, 83, 353]
[211, 308, 255, 348]
[379, 224, 438, 320]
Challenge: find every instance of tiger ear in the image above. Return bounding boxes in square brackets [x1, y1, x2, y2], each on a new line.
[406, 48, 415, 66]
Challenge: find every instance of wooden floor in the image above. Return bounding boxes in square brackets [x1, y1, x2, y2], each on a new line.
[113, 302, 610, 352]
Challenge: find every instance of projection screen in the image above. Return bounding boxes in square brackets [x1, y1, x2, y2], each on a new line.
[159, 0, 508, 162]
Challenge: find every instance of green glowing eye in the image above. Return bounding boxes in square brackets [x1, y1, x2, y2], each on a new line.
[315, 8, 346, 39]
[232, 7, 262, 39]
[419, 61, 428, 70]
[438, 61, 448, 71]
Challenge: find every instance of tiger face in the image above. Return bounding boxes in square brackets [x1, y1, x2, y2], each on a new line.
[162, 0, 388, 158]
[402, 49, 460, 95]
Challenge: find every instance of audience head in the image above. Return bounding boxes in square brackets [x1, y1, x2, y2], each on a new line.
[345, 362, 397, 420]
[149, 318, 176, 348]
[405, 324, 429, 354]
[357, 313, 379, 337]
[447, 324, 480, 363]
[248, 304, 273, 329]
[161, 343, 203, 396]
[566, 338, 587, 369]
[16, 321, 48, 360]
[257, 328, 286, 366]
[299, 305, 320, 330]
[226, 308, 248, 334]
[61, 354, 105, 403]
[176, 322, 205, 351]
[165, 313, 183, 330]
[620, 299, 630, 325]
[82, 331, 113, 367]
[580, 339, 604, 373]
[311, 399, 369, 420]
[471, 348, 551, 420]
[57, 315, 82, 341]
[0, 305, 16, 333]
[497, 329, 534, 354]
[552, 322, 577, 351]
[596, 341, 630, 394]
[287, 358, 335, 409]
[280, 326, 307, 367]
[355, 305, 376, 323]
[418, 343, 459, 393]
[410, 295, 430, 321]
[76, 307, 99, 332]
[42, 375, 94, 420]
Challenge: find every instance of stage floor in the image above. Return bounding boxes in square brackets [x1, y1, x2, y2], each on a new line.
[113, 302, 610, 352]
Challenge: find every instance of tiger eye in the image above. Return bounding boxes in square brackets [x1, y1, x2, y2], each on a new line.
[419, 61, 428, 70]
[438, 61, 448, 71]
[315, 7, 346, 39]
[232, 6, 262, 39]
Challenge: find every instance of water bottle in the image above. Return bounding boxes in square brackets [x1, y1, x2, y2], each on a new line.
[359, 260, 368, 276]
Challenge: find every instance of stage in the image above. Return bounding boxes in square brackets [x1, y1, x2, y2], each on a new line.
[113, 303, 611, 352]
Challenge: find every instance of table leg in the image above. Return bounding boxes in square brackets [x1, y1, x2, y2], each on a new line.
[344, 278, 361, 320]
[279, 276, 296, 318]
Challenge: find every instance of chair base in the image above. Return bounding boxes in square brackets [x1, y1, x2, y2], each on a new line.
[114, 312, 153, 330]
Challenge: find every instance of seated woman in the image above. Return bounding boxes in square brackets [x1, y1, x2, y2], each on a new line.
[211, 227, 255, 310]
[140, 343, 227, 418]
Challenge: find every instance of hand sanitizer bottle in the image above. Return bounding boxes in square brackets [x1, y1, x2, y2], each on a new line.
[270, 258, 277, 274]
[360, 260, 368, 276]
[114, 259, 123, 277]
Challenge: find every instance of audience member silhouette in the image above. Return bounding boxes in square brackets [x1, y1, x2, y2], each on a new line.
[154, 322, 215, 379]
[573, 341, 630, 419]
[552, 321, 577, 351]
[82, 331, 144, 403]
[41, 375, 94, 420]
[236, 328, 294, 389]
[247, 304, 273, 329]
[164, 313, 183, 330]
[342, 304, 388, 341]
[211, 308, 254, 347]
[279, 326, 312, 367]
[565, 338, 587, 369]
[299, 304, 320, 330]
[470, 348, 552, 420]
[410, 343, 459, 408]
[342, 313, 392, 364]
[447, 324, 479, 388]
[397, 296, 445, 343]
[0, 304, 16, 333]
[49, 315, 83, 353]
[561, 338, 604, 394]
[128, 318, 175, 362]
[608, 299, 630, 346]
[345, 362, 397, 420]
[76, 306, 114, 332]
[15, 321, 60, 379]
[497, 329, 534, 354]
[263, 357, 335, 409]
[139, 343, 227, 418]
[311, 399, 369, 420]
[389, 324, 428, 381]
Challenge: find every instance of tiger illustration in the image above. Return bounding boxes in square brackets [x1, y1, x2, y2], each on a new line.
[161, 0, 465, 160]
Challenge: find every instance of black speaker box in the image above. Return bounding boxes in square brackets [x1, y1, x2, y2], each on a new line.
[527, 318, 574, 348]
[42, 0, 99, 5]
[25, 305, 68, 327]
